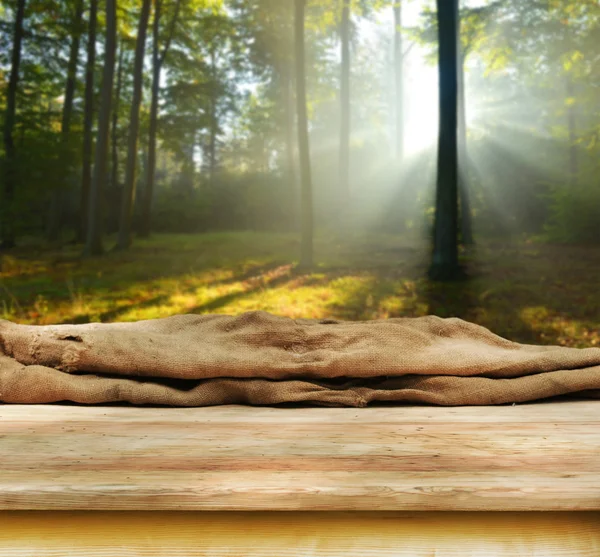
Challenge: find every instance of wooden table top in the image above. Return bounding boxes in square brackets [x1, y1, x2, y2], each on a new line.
[0, 400, 599, 511]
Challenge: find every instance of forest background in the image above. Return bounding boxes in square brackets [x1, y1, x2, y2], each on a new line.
[0, 0, 599, 348]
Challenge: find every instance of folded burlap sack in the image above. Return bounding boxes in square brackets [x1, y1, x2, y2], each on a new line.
[1, 310, 600, 406]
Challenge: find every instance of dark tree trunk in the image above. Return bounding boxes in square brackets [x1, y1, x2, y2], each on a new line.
[110, 39, 125, 192]
[1, 0, 26, 249]
[139, 55, 160, 238]
[339, 0, 350, 203]
[140, 0, 181, 238]
[116, 0, 151, 250]
[429, 0, 461, 280]
[84, 0, 117, 256]
[393, 2, 404, 161]
[79, 0, 98, 243]
[48, 0, 84, 243]
[140, 0, 162, 238]
[294, 0, 313, 269]
[457, 33, 473, 246]
[61, 0, 84, 140]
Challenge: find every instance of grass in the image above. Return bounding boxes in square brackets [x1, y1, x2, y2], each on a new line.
[1, 229, 599, 348]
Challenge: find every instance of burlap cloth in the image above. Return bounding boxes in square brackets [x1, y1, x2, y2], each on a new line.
[1, 310, 600, 406]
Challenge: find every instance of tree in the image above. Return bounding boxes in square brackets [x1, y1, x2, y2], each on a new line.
[429, 0, 461, 281]
[453, 2, 504, 247]
[566, 75, 578, 183]
[47, 0, 85, 243]
[295, 0, 313, 269]
[59, 0, 84, 143]
[139, 0, 182, 238]
[116, 0, 152, 250]
[469, 0, 599, 205]
[456, 0, 473, 246]
[414, 0, 490, 247]
[110, 39, 126, 193]
[228, 0, 299, 228]
[160, 6, 239, 188]
[79, 0, 98, 243]
[278, 2, 298, 229]
[339, 0, 350, 203]
[1, 0, 26, 249]
[415, 0, 487, 249]
[84, 0, 117, 256]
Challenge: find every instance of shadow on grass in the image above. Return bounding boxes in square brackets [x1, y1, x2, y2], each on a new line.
[62, 261, 337, 324]
[185, 267, 337, 315]
[75, 261, 291, 324]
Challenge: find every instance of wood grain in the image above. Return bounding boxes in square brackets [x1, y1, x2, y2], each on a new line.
[1, 511, 599, 556]
[1, 400, 599, 510]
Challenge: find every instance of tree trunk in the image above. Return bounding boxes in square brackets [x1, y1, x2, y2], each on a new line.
[282, 0, 298, 233]
[282, 66, 298, 232]
[84, 0, 117, 256]
[140, 0, 181, 238]
[116, 0, 151, 250]
[207, 45, 218, 185]
[140, 81, 160, 238]
[339, 0, 350, 203]
[208, 103, 217, 182]
[61, 0, 84, 141]
[566, 76, 578, 184]
[1, 0, 26, 250]
[79, 0, 98, 243]
[140, 0, 162, 239]
[429, 0, 461, 281]
[110, 40, 125, 192]
[294, 0, 313, 270]
[457, 34, 473, 246]
[47, 0, 84, 243]
[393, 1, 404, 161]
[208, 101, 217, 182]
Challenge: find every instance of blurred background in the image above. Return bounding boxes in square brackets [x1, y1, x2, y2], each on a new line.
[0, 0, 598, 347]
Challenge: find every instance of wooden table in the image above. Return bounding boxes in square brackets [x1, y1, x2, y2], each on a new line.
[1, 400, 599, 556]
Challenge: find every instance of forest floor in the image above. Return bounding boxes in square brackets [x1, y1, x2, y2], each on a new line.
[0, 230, 599, 347]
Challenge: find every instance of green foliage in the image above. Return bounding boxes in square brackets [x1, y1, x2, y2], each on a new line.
[149, 171, 295, 234]
[545, 182, 600, 245]
[151, 187, 212, 233]
[206, 171, 295, 231]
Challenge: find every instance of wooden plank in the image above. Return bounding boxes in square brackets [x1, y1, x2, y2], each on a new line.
[1, 511, 599, 556]
[0, 401, 599, 511]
